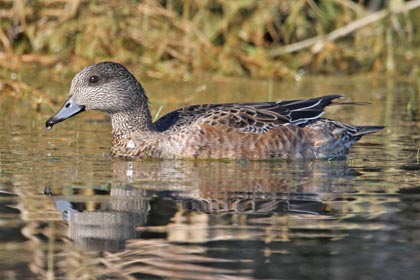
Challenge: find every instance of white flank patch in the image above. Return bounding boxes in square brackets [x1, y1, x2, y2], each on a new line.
[127, 140, 136, 149]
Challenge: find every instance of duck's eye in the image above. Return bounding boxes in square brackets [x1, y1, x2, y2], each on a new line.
[89, 75, 99, 84]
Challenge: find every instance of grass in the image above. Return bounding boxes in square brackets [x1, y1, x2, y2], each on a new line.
[0, 0, 419, 81]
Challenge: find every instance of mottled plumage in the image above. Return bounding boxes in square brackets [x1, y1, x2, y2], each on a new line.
[46, 61, 384, 160]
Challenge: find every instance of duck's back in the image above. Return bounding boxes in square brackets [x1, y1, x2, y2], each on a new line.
[154, 95, 341, 132]
[149, 95, 383, 160]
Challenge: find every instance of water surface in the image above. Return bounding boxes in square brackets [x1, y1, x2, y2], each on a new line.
[1, 73, 420, 279]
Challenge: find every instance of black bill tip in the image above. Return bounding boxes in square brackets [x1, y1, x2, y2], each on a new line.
[45, 117, 59, 130]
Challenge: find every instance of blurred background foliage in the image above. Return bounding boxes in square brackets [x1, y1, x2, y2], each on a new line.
[0, 0, 419, 79]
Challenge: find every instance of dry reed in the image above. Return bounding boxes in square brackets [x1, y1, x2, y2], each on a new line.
[0, 0, 419, 80]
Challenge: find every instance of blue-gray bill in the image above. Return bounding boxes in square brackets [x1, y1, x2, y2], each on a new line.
[45, 97, 85, 130]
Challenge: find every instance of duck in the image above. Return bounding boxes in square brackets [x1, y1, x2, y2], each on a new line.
[46, 61, 383, 160]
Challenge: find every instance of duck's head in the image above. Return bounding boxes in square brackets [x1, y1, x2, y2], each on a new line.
[46, 61, 147, 129]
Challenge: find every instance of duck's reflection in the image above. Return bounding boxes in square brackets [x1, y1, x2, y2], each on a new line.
[46, 187, 150, 251]
[47, 159, 357, 252]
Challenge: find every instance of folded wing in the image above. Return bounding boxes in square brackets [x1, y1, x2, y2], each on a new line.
[155, 95, 342, 133]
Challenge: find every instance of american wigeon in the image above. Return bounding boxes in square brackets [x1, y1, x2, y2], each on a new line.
[46, 62, 383, 159]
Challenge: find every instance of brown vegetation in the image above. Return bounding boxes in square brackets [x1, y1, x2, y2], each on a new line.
[0, 0, 419, 79]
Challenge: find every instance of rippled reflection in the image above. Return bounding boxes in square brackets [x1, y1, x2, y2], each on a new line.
[42, 158, 415, 279]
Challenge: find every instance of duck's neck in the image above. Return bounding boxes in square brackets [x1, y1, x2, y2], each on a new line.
[111, 105, 157, 137]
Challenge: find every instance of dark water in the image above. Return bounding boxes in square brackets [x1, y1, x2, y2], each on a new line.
[1, 73, 420, 279]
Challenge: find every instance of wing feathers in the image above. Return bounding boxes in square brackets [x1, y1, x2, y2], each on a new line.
[155, 95, 343, 133]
